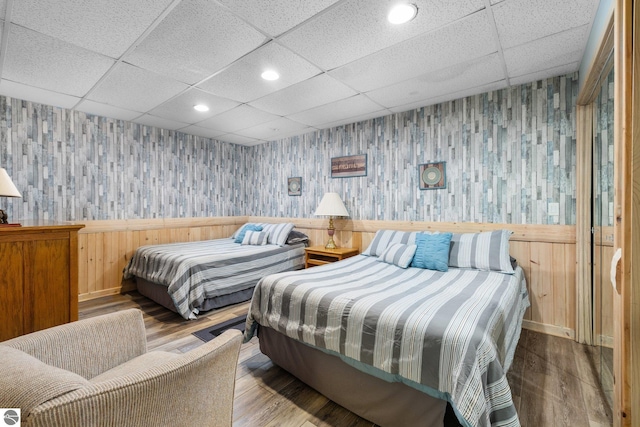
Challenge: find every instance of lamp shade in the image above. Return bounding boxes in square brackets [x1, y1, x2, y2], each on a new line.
[0, 168, 21, 198]
[314, 192, 349, 217]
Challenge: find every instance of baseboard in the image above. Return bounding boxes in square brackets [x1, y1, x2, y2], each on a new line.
[522, 319, 575, 340]
[79, 279, 136, 301]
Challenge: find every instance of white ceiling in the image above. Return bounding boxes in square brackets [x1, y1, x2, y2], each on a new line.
[0, 0, 600, 146]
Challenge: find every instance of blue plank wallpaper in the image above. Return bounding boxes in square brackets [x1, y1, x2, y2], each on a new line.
[0, 98, 245, 221]
[0, 73, 580, 225]
[247, 73, 579, 225]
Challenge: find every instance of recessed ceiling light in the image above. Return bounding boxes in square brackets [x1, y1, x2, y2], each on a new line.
[193, 104, 209, 112]
[388, 3, 418, 24]
[261, 70, 280, 81]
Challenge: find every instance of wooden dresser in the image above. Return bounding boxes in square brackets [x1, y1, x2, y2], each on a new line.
[0, 222, 84, 341]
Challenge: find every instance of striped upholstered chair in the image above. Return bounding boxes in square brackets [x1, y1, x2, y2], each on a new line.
[0, 309, 242, 427]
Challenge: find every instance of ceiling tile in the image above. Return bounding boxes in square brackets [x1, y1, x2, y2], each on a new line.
[234, 117, 312, 140]
[10, 0, 175, 58]
[509, 63, 580, 86]
[492, 0, 599, 49]
[124, 0, 267, 84]
[3, 24, 114, 97]
[503, 25, 588, 78]
[216, 0, 341, 37]
[197, 42, 322, 103]
[329, 11, 496, 92]
[0, 79, 81, 109]
[366, 53, 505, 108]
[179, 125, 226, 140]
[133, 114, 190, 131]
[197, 105, 281, 134]
[249, 74, 357, 116]
[148, 88, 239, 123]
[87, 62, 188, 112]
[0, 0, 601, 146]
[288, 95, 383, 127]
[278, 0, 485, 70]
[74, 100, 142, 121]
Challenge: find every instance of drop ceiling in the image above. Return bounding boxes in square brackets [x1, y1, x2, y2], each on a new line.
[0, 0, 600, 146]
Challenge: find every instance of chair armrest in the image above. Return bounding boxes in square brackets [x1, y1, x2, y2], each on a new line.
[2, 309, 147, 379]
[25, 329, 243, 427]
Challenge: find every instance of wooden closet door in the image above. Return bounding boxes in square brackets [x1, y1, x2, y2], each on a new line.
[0, 241, 24, 341]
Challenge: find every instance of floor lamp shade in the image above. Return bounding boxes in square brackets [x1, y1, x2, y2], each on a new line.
[314, 193, 349, 249]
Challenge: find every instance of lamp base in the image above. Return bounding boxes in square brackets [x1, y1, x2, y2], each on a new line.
[325, 238, 337, 250]
[0, 209, 20, 227]
[325, 216, 339, 249]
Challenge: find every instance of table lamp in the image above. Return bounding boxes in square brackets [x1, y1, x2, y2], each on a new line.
[0, 168, 22, 225]
[314, 192, 349, 249]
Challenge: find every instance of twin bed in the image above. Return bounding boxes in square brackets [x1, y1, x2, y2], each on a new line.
[125, 224, 528, 427]
[123, 222, 306, 319]
[245, 229, 529, 427]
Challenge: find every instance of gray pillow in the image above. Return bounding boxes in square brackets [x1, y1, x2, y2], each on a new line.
[377, 243, 417, 268]
[448, 230, 514, 274]
[362, 230, 419, 257]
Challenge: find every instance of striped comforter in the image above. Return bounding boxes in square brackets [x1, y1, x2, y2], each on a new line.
[245, 255, 529, 427]
[123, 238, 305, 319]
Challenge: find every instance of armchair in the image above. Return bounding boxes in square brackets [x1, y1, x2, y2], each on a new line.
[0, 308, 242, 427]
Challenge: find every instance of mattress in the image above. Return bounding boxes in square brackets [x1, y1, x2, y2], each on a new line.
[245, 255, 530, 427]
[258, 325, 455, 427]
[123, 238, 305, 319]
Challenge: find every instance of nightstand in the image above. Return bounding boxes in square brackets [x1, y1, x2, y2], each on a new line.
[304, 246, 359, 268]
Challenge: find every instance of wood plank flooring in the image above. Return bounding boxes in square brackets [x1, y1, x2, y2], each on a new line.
[79, 292, 613, 427]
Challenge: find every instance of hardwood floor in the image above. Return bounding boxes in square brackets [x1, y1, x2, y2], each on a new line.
[79, 292, 613, 427]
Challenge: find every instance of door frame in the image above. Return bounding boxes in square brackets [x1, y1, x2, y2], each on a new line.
[575, 1, 639, 424]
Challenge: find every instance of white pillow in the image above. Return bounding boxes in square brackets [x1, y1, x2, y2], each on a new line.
[241, 230, 269, 246]
[377, 243, 417, 269]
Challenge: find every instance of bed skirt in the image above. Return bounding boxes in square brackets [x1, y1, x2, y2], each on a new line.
[135, 277, 255, 314]
[258, 325, 462, 427]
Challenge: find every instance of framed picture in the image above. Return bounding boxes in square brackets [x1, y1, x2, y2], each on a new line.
[331, 154, 367, 178]
[287, 177, 302, 196]
[418, 161, 446, 190]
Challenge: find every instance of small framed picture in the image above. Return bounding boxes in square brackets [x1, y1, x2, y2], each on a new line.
[418, 161, 446, 190]
[331, 154, 367, 178]
[288, 177, 302, 196]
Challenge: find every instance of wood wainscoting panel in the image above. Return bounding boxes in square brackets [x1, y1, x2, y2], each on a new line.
[251, 217, 579, 340]
[78, 216, 584, 341]
[77, 217, 248, 301]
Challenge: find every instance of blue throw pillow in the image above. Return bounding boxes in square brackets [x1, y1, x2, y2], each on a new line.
[234, 224, 263, 243]
[411, 232, 453, 272]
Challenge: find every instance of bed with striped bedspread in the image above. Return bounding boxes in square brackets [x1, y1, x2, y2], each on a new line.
[123, 238, 305, 319]
[245, 254, 529, 427]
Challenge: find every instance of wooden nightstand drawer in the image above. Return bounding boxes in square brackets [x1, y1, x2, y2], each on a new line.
[304, 246, 359, 268]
